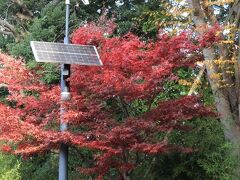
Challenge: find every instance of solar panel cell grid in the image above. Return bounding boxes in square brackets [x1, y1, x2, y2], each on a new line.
[33, 42, 96, 54]
[30, 41, 102, 66]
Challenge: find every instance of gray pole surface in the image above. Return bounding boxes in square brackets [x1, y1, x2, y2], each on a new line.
[59, 0, 71, 180]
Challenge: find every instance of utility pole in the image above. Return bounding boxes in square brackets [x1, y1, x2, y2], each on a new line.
[30, 1, 99, 180]
[59, 0, 71, 180]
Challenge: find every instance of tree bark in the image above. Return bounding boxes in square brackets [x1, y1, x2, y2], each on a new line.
[0, 19, 21, 41]
[188, 1, 240, 174]
[203, 48, 240, 141]
[189, 0, 240, 138]
[122, 173, 131, 180]
[12, 0, 33, 18]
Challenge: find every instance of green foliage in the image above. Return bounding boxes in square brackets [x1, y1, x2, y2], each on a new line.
[133, 1, 172, 37]
[39, 63, 60, 84]
[114, 1, 174, 38]
[23, 0, 49, 14]
[197, 143, 235, 180]
[127, 118, 235, 180]
[0, 36, 13, 52]
[0, 153, 21, 180]
[123, 67, 234, 179]
[18, 149, 93, 180]
[150, 118, 235, 180]
[68, 147, 94, 179]
[4, 3, 67, 84]
[7, 35, 34, 61]
[31, 3, 67, 42]
[19, 153, 58, 180]
[0, 85, 8, 102]
[116, 21, 134, 36]
[6, 2, 66, 58]
[0, 1, 235, 179]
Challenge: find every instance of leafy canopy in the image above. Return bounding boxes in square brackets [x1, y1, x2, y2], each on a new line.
[0, 20, 215, 179]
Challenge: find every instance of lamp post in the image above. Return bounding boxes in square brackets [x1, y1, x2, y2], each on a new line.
[59, 1, 89, 180]
[30, 1, 101, 180]
[58, 0, 71, 179]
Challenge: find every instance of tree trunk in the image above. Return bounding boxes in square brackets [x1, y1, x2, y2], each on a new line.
[0, 19, 21, 42]
[188, 0, 240, 175]
[122, 172, 131, 180]
[203, 48, 240, 142]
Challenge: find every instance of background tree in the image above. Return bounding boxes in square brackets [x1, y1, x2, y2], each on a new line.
[182, 0, 240, 168]
[0, 0, 238, 179]
[0, 152, 21, 180]
[0, 21, 217, 179]
[0, 0, 182, 83]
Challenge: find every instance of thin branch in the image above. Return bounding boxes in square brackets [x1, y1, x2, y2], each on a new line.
[147, 95, 156, 111]
[119, 96, 130, 117]
[188, 65, 205, 96]
[0, 29, 14, 36]
[0, 19, 16, 33]
[5, 2, 14, 19]
[225, 0, 240, 24]
[142, 125, 174, 178]
[235, 6, 240, 28]
[0, 19, 21, 41]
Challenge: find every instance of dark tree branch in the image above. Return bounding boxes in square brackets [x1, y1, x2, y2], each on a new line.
[0, 19, 21, 41]
[0, 19, 16, 33]
[0, 29, 14, 36]
[225, 0, 240, 24]
[12, 0, 34, 18]
[119, 96, 130, 118]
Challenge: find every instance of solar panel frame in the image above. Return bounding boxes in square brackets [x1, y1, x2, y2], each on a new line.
[30, 41, 102, 66]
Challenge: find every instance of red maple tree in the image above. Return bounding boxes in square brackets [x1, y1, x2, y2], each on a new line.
[0, 21, 215, 179]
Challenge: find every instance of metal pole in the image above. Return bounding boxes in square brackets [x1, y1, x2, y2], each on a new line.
[59, 0, 71, 180]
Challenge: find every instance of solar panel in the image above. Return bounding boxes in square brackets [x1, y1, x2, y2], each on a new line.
[30, 41, 102, 66]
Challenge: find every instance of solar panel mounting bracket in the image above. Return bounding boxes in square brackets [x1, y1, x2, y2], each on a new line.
[62, 69, 70, 76]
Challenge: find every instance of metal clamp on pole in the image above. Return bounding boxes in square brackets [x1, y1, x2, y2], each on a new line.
[61, 92, 71, 101]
